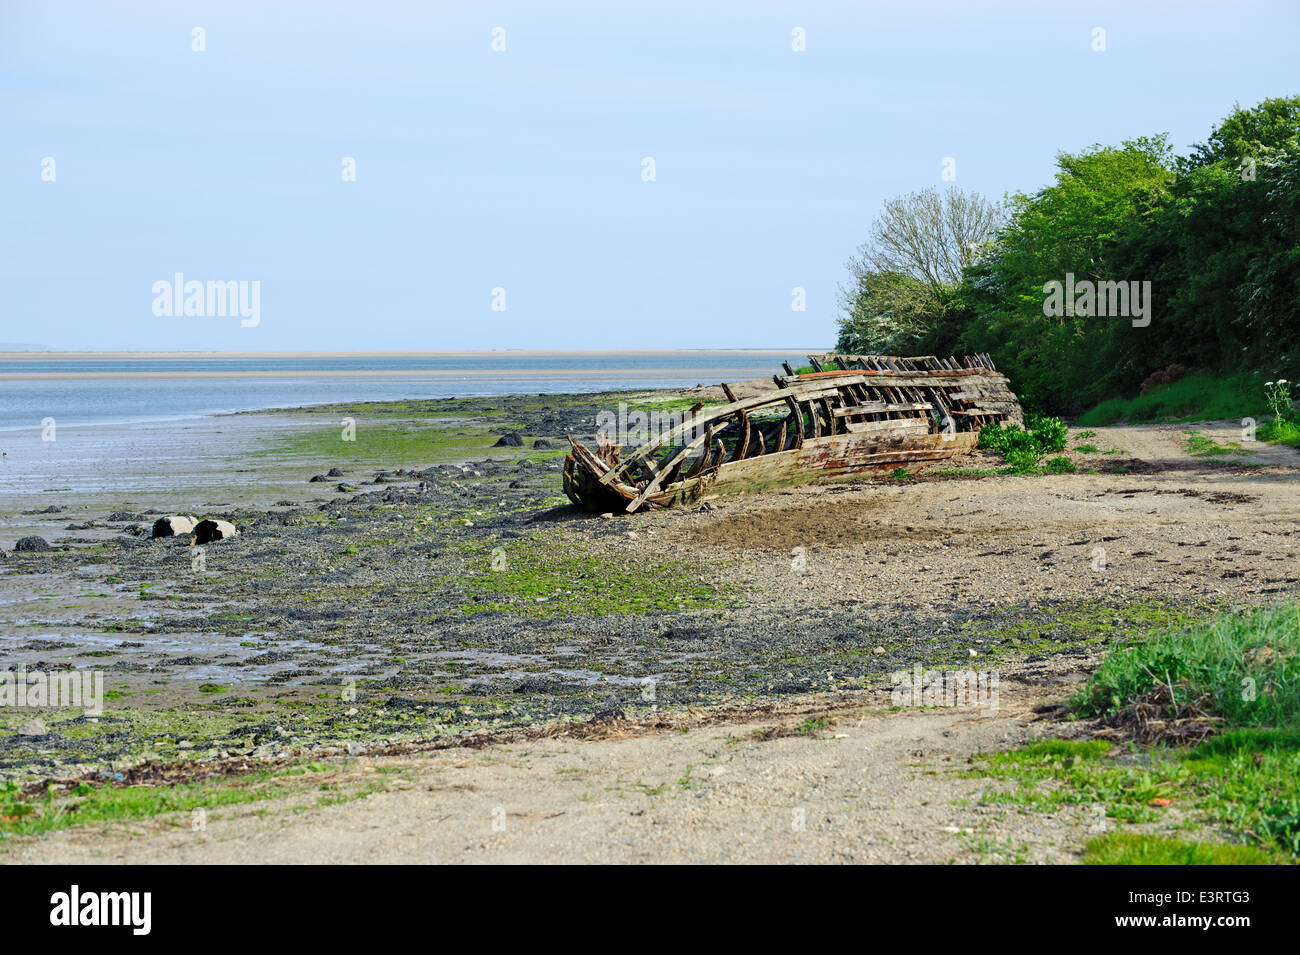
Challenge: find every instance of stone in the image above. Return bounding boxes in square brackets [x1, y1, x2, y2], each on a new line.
[13, 535, 52, 552]
[151, 515, 197, 538]
[493, 433, 523, 447]
[18, 718, 48, 736]
[194, 519, 237, 544]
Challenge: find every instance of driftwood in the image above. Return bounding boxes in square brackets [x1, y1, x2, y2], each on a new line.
[563, 354, 1023, 513]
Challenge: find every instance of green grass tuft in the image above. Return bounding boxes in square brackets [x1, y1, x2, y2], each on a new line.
[1071, 603, 1300, 728]
[1082, 832, 1279, 865]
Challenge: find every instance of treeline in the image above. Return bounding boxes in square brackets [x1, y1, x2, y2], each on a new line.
[836, 97, 1300, 414]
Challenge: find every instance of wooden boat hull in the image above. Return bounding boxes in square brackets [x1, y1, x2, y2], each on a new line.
[563, 354, 1020, 513]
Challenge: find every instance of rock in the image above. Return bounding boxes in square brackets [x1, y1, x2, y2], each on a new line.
[13, 535, 52, 552]
[151, 515, 197, 538]
[493, 433, 523, 447]
[309, 474, 329, 482]
[326, 467, 345, 477]
[108, 510, 139, 522]
[532, 438, 553, 449]
[336, 483, 357, 492]
[194, 519, 237, 544]
[18, 718, 48, 736]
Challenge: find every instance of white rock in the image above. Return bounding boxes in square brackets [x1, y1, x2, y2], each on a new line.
[151, 515, 197, 538]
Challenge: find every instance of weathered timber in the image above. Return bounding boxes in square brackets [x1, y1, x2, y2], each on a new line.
[562, 354, 1022, 513]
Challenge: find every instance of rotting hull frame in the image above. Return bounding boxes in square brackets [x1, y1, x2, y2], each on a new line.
[563, 354, 1023, 513]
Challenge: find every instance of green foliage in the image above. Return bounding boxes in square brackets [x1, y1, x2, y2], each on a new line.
[840, 97, 1300, 415]
[977, 416, 1072, 474]
[1183, 96, 1300, 170]
[1044, 455, 1076, 474]
[1259, 416, 1300, 447]
[1024, 413, 1068, 452]
[1079, 373, 1269, 425]
[972, 725, 1300, 860]
[1071, 603, 1300, 728]
[836, 271, 952, 354]
[977, 422, 1035, 453]
[1264, 378, 1294, 420]
[1003, 449, 1042, 474]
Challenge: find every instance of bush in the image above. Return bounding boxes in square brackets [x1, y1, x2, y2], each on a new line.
[1026, 414, 1069, 452]
[978, 416, 1072, 473]
[1003, 449, 1042, 474]
[1044, 456, 1076, 473]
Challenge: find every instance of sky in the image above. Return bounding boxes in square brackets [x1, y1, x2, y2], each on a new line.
[2, 0, 1297, 351]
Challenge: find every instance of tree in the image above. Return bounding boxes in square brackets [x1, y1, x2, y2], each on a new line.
[1182, 96, 1300, 171]
[962, 136, 1177, 408]
[836, 187, 1003, 353]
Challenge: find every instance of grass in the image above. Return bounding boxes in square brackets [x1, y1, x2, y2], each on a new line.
[0, 760, 405, 839]
[1078, 373, 1269, 426]
[1183, 430, 1256, 458]
[1, 766, 291, 837]
[1070, 603, 1300, 728]
[969, 604, 1300, 862]
[971, 731, 1300, 860]
[1259, 416, 1300, 448]
[1083, 832, 1278, 864]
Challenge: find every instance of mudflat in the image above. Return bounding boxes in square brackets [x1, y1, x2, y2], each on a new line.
[1, 386, 1296, 862]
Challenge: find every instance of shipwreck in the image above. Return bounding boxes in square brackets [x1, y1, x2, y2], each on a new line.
[563, 354, 1023, 513]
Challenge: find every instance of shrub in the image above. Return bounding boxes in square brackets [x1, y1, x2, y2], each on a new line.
[978, 415, 1071, 472]
[1044, 456, 1076, 473]
[1003, 449, 1042, 474]
[1026, 414, 1069, 453]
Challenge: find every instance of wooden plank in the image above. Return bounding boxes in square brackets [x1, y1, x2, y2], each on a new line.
[599, 377, 869, 485]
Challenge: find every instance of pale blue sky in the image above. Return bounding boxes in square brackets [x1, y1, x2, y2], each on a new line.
[3, 0, 1296, 350]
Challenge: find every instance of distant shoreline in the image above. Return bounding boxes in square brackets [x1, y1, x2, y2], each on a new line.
[0, 367, 792, 381]
[0, 348, 817, 360]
